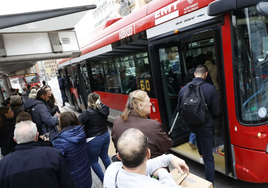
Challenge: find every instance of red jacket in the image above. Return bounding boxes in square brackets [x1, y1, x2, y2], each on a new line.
[112, 113, 172, 158]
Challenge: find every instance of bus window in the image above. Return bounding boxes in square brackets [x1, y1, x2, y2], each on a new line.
[25, 74, 39, 84]
[233, 7, 268, 124]
[159, 46, 182, 97]
[89, 52, 155, 98]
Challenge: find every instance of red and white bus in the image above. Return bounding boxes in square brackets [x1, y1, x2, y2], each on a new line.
[58, 0, 268, 183]
[10, 73, 41, 89]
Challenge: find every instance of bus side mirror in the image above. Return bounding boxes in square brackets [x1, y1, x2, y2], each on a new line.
[257, 2, 268, 18]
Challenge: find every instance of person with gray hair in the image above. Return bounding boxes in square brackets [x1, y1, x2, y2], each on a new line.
[13, 121, 37, 144]
[0, 121, 75, 188]
[103, 128, 189, 188]
[10, 95, 24, 121]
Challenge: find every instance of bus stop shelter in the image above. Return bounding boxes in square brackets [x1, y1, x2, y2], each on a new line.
[0, 4, 96, 104]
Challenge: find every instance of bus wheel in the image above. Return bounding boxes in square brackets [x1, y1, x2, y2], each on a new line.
[73, 95, 81, 112]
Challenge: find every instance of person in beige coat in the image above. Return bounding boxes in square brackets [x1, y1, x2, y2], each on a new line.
[205, 51, 219, 98]
[205, 51, 221, 136]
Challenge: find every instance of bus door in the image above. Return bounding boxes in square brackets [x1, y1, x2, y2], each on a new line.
[77, 61, 92, 109]
[71, 64, 83, 112]
[61, 67, 72, 106]
[149, 25, 228, 174]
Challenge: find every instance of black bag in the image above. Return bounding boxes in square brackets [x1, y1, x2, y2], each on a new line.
[180, 81, 209, 126]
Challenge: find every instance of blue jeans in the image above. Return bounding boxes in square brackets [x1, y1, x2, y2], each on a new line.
[86, 131, 111, 182]
[60, 90, 65, 106]
[195, 129, 215, 184]
[189, 133, 196, 145]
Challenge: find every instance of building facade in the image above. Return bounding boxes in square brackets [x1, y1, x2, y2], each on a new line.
[36, 60, 57, 80]
[92, 0, 120, 28]
[116, 0, 153, 16]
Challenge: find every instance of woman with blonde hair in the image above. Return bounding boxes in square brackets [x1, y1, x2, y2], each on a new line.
[112, 90, 172, 159]
[78, 92, 110, 183]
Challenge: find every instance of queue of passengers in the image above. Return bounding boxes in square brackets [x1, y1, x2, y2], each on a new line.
[0, 88, 191, 188]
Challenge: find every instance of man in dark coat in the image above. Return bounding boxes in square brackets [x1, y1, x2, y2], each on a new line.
[24, 89, 60, 140]
[58, 76, 66, 107]
[0, 121, 75, 188]
[177, 64, 220, 184]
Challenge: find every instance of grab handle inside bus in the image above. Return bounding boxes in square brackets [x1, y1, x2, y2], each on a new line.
[257, 2, 268, 18]
[168, 112, 179, 135]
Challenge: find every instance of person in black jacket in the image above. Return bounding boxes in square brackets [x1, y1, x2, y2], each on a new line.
[58, 76, 66, 107]
[0, 107, 15, 157]
[43, 85, 60, 116]
[177, 64, 220, 184]
[78, 92, 111, 183]
[0, 121, 75, 188]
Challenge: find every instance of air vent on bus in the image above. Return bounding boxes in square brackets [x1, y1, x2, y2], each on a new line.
[61, 38, 71, 45]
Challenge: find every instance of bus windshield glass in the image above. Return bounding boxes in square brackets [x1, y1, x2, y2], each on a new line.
[25, 74, 39, 84]
[233, 6, 268, 124]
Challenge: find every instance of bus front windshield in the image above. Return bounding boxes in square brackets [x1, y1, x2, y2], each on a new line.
[233, 7, 268, 124]
[25, 74, 39, 84]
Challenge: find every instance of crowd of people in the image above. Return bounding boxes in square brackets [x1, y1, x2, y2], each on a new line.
[0, 85, 190, 188]
[0, 54, 220, 188]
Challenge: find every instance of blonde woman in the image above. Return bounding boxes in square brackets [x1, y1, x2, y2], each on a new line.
[112, 90, 172, 159]
[78, 92, 110, 183]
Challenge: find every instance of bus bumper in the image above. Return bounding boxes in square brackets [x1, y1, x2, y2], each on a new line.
[234, 145, 268, 183]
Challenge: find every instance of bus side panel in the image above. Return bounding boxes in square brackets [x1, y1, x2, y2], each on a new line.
[234, 145, 268, 183]
[95, 91, 161, 122]
[70, 87, 79, 99]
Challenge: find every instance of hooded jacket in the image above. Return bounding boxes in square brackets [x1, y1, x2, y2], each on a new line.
[24, 98, 58, 140]
[53, 125, 92, 188]
[78, 103, 109, 138]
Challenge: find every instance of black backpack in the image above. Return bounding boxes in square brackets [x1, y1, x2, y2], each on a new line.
[25, 105, 43, 134]
[180, 81, 209, 126]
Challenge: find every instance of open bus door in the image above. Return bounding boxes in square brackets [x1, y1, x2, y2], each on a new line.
[60, 67, 73, 107]
[77, 61, 92, 109]
[149, 23, 232, 176]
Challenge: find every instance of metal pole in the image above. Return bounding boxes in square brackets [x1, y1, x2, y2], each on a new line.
[42, 61, 48, 84]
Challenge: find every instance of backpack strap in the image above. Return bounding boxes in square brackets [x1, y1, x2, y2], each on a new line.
[196, 81, 210, 117]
